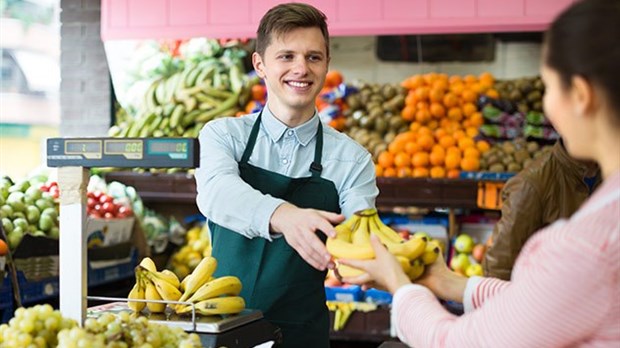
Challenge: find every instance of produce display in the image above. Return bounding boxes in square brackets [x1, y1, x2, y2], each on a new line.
[0, 304, 201, 347]
[0, 176, 59, 250]
[327, 209, 441, 281]
[479, 138, 553, 173]
[128, 256, 245, 317]
[169, 224, 212, 279]
[449, 233, 488, 277]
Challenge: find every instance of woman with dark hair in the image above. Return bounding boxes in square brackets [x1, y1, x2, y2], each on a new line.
[340, 0, 620, 346]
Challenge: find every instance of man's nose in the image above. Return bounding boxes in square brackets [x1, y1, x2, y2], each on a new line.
[291, 58, 309, 75]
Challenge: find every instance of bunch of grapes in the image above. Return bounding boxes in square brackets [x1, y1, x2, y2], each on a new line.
[59, 312, 201, 348]
[0, 304, 77, 347]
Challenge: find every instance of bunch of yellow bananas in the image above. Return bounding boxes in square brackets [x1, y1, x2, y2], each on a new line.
[326, 209, 442, 281]
[128, 256, 245, 316]
[326, 301, 377, 331]
[170, 224, 212, 279]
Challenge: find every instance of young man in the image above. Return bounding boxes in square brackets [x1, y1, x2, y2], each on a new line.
[194, 3, 378, 347]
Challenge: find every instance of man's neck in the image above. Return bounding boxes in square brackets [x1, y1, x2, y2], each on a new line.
[266, 104, 316, 128]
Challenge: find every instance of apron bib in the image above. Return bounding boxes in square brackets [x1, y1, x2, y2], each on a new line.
[209, 113, 340, 348]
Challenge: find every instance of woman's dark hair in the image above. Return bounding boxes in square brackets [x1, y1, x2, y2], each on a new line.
[255, 3, 329, 58]
[544, 0, 620, 120]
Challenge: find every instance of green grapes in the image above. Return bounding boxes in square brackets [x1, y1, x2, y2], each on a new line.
[0, 306, 202, 347]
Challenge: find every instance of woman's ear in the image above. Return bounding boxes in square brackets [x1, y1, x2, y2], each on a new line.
[571, 75, 595, 118]
[252, 52, 266, 79]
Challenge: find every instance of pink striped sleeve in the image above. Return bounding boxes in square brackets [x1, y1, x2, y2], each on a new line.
[392, 219, 616, 348]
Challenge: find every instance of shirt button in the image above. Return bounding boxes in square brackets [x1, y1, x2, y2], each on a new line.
[287, 130, 294, 136]
[282, 159, 288, 164]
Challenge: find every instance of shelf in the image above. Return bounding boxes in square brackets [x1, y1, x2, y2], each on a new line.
[105, 172, 482, 209]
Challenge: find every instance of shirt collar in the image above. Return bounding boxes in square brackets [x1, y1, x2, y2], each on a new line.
[261, 106, 320, 146]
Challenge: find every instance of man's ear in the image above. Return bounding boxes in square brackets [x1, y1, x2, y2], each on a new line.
[252, 52, 266, 79]
[571, 75, 595, 117]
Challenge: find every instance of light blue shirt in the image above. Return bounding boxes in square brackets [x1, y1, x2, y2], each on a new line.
[195, 107, 378, 240]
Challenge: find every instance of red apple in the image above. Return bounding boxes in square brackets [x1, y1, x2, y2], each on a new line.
[472, 244, 487, 263]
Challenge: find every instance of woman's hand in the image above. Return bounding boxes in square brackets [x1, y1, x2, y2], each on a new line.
[416, 252, 468, 303]
[338, 234, 411, 294]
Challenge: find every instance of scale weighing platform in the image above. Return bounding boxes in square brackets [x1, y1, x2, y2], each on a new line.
[46, 137, 282, 347]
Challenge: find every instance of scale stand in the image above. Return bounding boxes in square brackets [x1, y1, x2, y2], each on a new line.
[47, 137, 281, 347]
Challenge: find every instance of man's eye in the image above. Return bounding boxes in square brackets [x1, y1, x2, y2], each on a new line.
[279, 54, 293, 60]
[308, 55, 322, 62]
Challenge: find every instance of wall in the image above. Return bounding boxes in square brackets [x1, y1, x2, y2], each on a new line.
[329, 36, 541, 83]
[59, 0, 111, 137]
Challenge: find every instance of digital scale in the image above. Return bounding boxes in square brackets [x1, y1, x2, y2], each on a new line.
[46, 137, 281, 347]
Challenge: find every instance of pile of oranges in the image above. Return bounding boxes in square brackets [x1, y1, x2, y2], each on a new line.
[375, 72, 497, 178]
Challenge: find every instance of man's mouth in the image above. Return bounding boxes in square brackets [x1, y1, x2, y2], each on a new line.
[287, 81, 312, 88]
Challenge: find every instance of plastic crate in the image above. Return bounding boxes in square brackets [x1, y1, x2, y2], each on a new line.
[325, 285, 364, 302]
[363, 288, 392, 305]
[17, 272, 59, 305]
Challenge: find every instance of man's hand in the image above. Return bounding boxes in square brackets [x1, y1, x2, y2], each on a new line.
[270, 203, 345, 271]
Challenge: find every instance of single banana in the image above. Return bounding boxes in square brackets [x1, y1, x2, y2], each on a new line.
[127, 277, 145, 312]
[145, 279, 166, 313]
[335, 264, 366, 278]
[351, 216, 371, 245]
[191, 296, 246, 316]
[178, 256, 218, 303]
[139, 257, 157, 273]
[159, 269, 181, 288]
[369, 213, 404, 243]
[407, 259, 425, 281]
[385, 237, 427, 260]
[396, 255, 411, 274]
[340, 214, 362, 231]
[326, 237, 374, 260]
[176, 276, 243, 313]
[140, 266, 182, 303]
[421, 240, 441, 265]
[333, 223, 353, 242]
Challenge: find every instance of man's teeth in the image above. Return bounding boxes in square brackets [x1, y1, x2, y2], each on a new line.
[288, 81, 309, 87]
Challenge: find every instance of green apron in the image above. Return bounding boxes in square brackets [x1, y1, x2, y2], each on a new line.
[209, 113, 340, 348]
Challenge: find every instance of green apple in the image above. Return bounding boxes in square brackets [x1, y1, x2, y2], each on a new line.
[465, 263, 484, 277]
[454, 234, 475, 254]
[449, 253, 471, 273]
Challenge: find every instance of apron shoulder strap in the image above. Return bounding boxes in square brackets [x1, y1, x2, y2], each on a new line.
[240, 112, 263, 165]
[309, 121, 323, 177]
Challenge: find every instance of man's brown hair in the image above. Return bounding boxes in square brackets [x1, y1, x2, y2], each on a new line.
[255, 3, 330, 58]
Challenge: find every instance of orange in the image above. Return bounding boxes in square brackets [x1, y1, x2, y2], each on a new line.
[432, 79, 449, 92]
[325, 70, 344, 88]
[447, 107, 463, 122]
[415, 109, 432, 124]
[465, 126, 479, 138]
[397, 167, 413, 178]
[430, 103, 446, 119]
[442, 93, 459, 108]
[453, 129, 467, 140]
[462, 102, 477, 117]
[464, 74, 477, 84]
[434, 128, 447, 139]
[418, 126, 434, 136]
[429, 88, 445, 103]
[413, 167, 430, 178]
[461, 89, 478, 103]
[469, 112, 484, 127]
[445, 153, 461, 170]
[383, 167, 397, 177]
[429, 150, 445, 166]
[427, 120, 439, 130]
[415, 87, 430, 101]
[449, 75, 463, 84]
[463, 147, 481, 159]
[485, 88, 500, 99]
[423, 72, 438, 85]
[431, 144, 446, 155]
[0, 239, 7, 256]
[375, 164, 384, 177]
[394, 152, 412, 168]
[449, 83, 465, 96]
[479, 72, 495, 85]
[412, 151, 430, 168]
[460, 157, 481, 171]
[401, 105, 416, 122]
[439, 135, 456, 148]
[405, 91, 418, 105]
[476, 140, 491, 153]
[408, 75, 425, 90]
[416, 101, 429, 111]
[458, 137, 475, 151]
[395, 131, 416, 143]
[377, 151, 395, 168]
[251, 84, 267, 101]
[446, 146, 462, 157]
[447, 169, 461, 179]
[405, 141, 422, 155]
[430, 166, 446, 178]
[409, 121, 422, 132]
[417, 134, 435, 151]
[388, 139, 407, 154]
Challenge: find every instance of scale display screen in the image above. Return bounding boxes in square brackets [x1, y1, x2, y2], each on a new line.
[47, 137, 199, 168]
